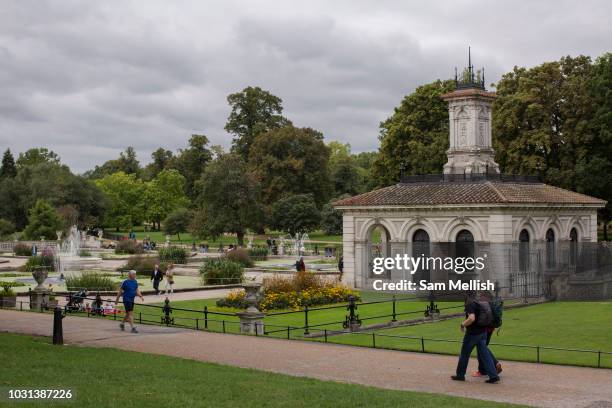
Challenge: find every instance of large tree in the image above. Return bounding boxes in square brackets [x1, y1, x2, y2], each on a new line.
[16, 148, 60, 169]
[142, 147, 174, 181]
[225, 86, 291, 159]
[0, 161, 106, 229]
[145, 169, 190, 230]
[372, 80, 455, 187]
[86, 146, 141, 179]
[191, 154, 263, 246]
[270, 194, 321, 235]
[0, 149, 17, 179]
[23, 200, 63, 240]
[328, 141, 365, 196]
[95, 172, 146, 230]
[171, 134, 214, 200]
[248, 126, 332, 209]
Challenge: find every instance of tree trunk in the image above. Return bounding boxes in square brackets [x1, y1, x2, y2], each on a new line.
[177, 233, 181, 242]
[237, 232, 244, 247]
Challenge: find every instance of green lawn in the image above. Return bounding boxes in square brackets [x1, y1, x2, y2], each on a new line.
[328, 302, 612, 368]
[0, 333, 522, 408]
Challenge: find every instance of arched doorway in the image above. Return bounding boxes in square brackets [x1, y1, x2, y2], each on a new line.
[368, 225, 391, 278]
[455, 229, 475, 275]
[546, 228, 556, 269]
[519, 229, 530, 272]
[412, 229, 430, 283]
[569, 227, 578, 267]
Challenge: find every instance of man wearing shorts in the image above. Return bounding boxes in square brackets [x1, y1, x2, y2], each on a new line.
[116, 270, 144, 333]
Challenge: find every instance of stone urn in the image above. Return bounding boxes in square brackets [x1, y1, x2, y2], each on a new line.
[237, 282, 265, 335]
[32, 268, 48, 292]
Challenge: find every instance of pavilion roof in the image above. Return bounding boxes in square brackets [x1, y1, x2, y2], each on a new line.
[332, 181, 606, 208]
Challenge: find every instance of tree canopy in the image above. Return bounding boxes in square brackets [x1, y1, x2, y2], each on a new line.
[248, 125, 332, 209]
[225, 86, 291, 159]
[23, 199, 63, 240]
[270, 194, 321, 235]
[191, 154, 263, 245]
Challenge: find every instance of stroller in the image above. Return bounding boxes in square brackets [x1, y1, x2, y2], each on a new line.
[65, 289, 88, 312]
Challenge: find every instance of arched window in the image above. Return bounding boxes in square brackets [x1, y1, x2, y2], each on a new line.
[519, 229, 530, 272]
[570, 228, 578, 242]
[569, 227, 578, 267]
[368, 225, 391, 278]
[412, 229, 430, 283]
[455, 229, 475, 274]
[546, 228, 556, 269]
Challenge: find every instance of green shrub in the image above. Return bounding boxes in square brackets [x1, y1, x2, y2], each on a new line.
[65, 272, 117, 291]
[1, 281, 23, 296]
[247, 246, 268, 261]
[22, 254, 55, 272]
[13, 243, 32, 256]
[226, 248, 253, 267]
[158, 246, 188, 264]
[115, 240, 144, 255]
[120, 255, 166, 275]
[200, 258, 243, 285]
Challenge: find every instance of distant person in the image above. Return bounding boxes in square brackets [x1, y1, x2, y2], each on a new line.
[164, 264, 175, 295]
[151, 264, 164, 295]
[32, 244, 37, 256]
[116, 270, 143, 333]
[191, 242, 196, 252]
[266, 237, 272, 248]
[296, 257, 306, 272]
[314, 244, 319, 255]
[451, 294, 500, 384]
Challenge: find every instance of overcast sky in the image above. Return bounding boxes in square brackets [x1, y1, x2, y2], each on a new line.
[1, 1, 610, 173]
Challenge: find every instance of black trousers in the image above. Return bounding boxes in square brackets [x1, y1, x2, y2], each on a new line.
[152, 279, 161, 293]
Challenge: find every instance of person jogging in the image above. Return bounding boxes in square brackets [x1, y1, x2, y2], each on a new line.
[451, 294, 500, 383]
[116, 270, 144, 333]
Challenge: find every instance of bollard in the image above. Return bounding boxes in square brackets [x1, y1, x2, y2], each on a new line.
[204, 306, 208, 329]
[304, 306, 310, 335]
[52, 307, 64, 345]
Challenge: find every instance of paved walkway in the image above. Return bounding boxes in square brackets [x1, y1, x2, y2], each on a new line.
[1, 310, 611, 408]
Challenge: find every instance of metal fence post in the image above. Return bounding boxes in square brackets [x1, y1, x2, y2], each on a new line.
[222, 320, 226, 333]
[324, 329, 328, 343]
[304, 306, 310, 335]
[598, 351, 601, 368]
[537, 346, 540, 363]
[287, 326, 290, 340]
[196, 318, 199, 330]
[204, 306, 208, 329]
[372, 332, 376, 348]
[391, 295, 397, 322]
[139, 312, 142, 324]
[421, 337, 425, 353]
[52, 307, 64, 345]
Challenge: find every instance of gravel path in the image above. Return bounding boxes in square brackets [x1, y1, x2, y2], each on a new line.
[1, 309, 611, 408]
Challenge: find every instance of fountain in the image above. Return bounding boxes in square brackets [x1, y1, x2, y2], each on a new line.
[277, 233, 310, 259]
[56, 226, 102, 274]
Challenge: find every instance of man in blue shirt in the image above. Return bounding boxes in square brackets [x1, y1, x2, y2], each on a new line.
[116, 270, 144, 333]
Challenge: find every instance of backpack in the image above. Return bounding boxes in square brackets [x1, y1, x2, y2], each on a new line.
[475, 301, 493, 327]
[490, 298, 504, 329]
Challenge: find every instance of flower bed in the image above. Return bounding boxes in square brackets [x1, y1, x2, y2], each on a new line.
[217, 271, 359, 311]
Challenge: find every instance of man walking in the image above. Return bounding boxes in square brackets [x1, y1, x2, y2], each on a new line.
[116, 270, 144, 333]
[151, 264, 164, 295]
[474, 291, 502, 377]
[451, 294, 500, 383]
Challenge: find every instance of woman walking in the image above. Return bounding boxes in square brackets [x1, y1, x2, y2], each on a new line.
[164, 263, 175, 295]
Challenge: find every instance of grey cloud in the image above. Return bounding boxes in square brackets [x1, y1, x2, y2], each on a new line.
[0, 0, 610, 172]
